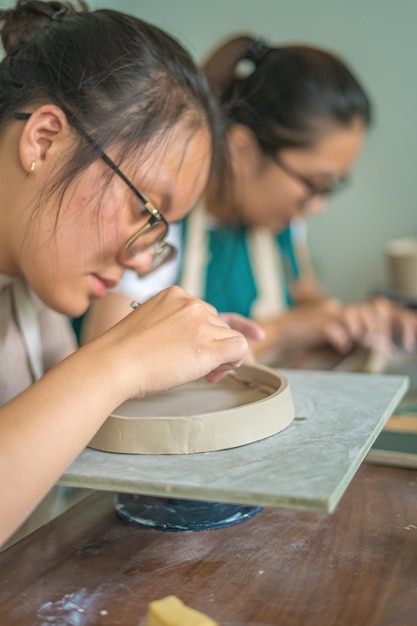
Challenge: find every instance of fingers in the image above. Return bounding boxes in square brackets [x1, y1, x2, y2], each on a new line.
[218, 314, 265, 364]
[390, 303, 417, 352]
[400, 317, 417, 352]
[329, 298, 417, 356]
[114, 286, 250, 396]
[322, 320, 353, 353]
[338, 300, 394, 356]
[205, 359, 246, 383]
[219, 313, 266, 341]
[320, 299, 392, 355]
[343, 300, 389, 340]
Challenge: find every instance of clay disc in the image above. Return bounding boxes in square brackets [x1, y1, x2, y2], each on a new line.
[88, 364, 294, 454]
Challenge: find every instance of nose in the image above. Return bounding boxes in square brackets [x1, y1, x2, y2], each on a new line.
[120, 248, 154, 275]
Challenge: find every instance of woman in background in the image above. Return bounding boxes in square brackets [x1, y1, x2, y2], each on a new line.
[82, 35, 417, 367]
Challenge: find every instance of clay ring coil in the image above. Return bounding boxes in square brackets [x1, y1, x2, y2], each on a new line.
[88, 364, 294, 455]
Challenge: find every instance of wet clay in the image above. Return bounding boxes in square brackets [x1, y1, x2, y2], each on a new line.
[88, 364, 294, 454]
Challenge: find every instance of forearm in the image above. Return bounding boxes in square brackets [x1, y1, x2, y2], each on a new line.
[251, 298, 343, 359]
[0, 341, 129, 545]
[290, 274, 327, 304]
[250, 314, 309, 359]
[0, 286, 251, 546]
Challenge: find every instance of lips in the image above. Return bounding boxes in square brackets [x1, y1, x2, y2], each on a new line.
[91, 274, 119, 298]
[99, 276, 119, 289]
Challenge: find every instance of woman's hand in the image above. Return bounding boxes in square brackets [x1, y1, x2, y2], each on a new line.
[219, 313, 265, 364]
[327, 297, 417, 356]
[96, 286, 249, 396]
[253, 296, 417, 361]
[255, 298, 346, 357]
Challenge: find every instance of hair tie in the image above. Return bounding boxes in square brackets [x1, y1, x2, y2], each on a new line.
[234, 40, 270, 80]
[51, 6, 66, 20]
[245, 40, 270, 65]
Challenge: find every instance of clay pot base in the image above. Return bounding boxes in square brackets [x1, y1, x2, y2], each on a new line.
[88, 364, 294, 455]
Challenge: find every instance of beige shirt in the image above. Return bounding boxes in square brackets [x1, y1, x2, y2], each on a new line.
[0, 273, 84, 548]
[0, 273, 76, 404]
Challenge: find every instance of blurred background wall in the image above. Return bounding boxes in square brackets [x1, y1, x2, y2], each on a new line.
[90, 0, 417, 302]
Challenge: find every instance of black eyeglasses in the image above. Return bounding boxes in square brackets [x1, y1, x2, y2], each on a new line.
[14, 111, 177, 277]
[274, 154, 349, 198]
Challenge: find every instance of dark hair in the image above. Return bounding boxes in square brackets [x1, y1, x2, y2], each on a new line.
[203, 34, 372, 156]
[0, 1, 225, 199]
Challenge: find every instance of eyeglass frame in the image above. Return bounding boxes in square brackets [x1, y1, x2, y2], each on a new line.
[13, 111, 176, 271]
[273, 154, 349, 198]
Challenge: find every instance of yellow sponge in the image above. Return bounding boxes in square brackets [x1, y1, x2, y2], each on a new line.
[146, 595, 218, 626]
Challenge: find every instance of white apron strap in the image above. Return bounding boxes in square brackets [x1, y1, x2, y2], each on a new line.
[12, 278, 43, 381]
[180, 206, 288, 320]
[247, 228, 287, 320]
[179, 202, 208, 298]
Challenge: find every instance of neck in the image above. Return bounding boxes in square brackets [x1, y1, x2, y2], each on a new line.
[205, 176, 245, 227]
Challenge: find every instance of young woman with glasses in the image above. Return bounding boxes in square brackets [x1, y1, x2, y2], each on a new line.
[0, 3, 265, 547]
[84, 34, 417, 366]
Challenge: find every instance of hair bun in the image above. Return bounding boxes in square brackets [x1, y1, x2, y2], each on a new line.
[0, 1, 77, 56]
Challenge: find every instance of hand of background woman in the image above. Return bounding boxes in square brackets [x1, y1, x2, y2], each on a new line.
[253, 296, 417, 362]
[255, 297, 346, 357]
[326, 297, 417, 356]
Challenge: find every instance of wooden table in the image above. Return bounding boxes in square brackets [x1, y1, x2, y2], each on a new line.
[1, 463, 416, 625]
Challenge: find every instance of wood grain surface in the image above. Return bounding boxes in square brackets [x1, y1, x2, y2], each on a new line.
[1, 463, 416, 626]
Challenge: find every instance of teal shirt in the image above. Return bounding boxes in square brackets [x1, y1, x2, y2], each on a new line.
[180, 219, 299, 318]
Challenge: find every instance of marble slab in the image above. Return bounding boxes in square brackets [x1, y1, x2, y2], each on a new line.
[59, 369, 408, 513]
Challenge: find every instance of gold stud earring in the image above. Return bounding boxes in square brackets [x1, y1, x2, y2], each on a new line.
[29, 161, 36, 173]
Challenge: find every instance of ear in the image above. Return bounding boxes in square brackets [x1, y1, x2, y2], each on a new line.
[227, 124, 258, 151]
[18, 104, 70, 174]
[227, 123, 263, 169]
